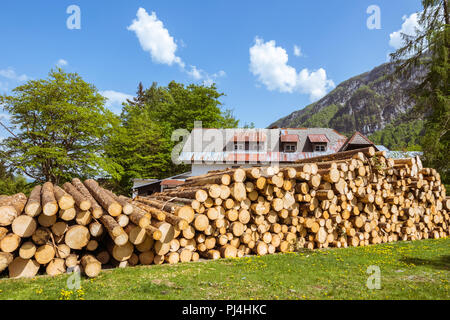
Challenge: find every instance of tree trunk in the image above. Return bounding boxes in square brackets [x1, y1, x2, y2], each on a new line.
[25, 186, 42, 217]
[63, 182, 91, 211]
[84, 179, 122, 216]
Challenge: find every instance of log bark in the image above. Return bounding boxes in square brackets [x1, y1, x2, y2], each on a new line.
[84, 179, 122, 216]
[41, 182, 59, 216]
[63, 182, 91, 211]
[0, 193, 28, 226]
[104, 189, 133, 215]
[25, 186, 42, 217]
[72, 178, 104, 218]
[295, 147, 376, 163]
[8, 257, 40, 278]
[53, 186, 75, 210]
[99, 214, 128, 246]
[0, 252, 13, 272]
[46, 258, 66, 276]
[81, 255, 101, 278]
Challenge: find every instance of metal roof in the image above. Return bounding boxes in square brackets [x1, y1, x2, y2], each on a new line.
[280, 134, 299, 142]
[308, 134, 329, 143]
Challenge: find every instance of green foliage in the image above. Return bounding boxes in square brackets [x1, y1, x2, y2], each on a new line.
[302, 104, 339, 127]
[369, 119, 425, 151]
[390, 0, 449, 183]
[0, 68, 120, 185]
[0, 161, 33, 195]
[106, 81, 239, 194]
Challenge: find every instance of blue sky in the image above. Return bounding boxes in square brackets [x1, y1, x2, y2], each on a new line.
[0, 0, 423, 137]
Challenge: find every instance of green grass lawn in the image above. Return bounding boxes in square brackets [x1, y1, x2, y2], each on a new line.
[0, 238, 449, 300]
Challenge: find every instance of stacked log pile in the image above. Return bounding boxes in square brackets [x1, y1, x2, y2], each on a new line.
[0, 147, 449, 279]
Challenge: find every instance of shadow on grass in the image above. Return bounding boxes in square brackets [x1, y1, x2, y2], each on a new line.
[400, 255, 450, 271]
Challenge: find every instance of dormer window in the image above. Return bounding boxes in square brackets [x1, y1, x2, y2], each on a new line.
[284, 143, 297, 153]
[308, 134, 329, 153]
[314, 145, 326, 152]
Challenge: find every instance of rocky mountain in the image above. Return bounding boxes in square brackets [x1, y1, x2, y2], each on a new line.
[269, 61, 427, 137]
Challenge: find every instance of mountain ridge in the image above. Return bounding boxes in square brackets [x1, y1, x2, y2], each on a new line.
[269, 60, 427, 138]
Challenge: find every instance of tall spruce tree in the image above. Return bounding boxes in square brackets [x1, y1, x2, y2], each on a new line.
[390, 0, 449, 183]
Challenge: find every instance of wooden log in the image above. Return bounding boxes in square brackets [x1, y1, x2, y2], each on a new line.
[19, 242, 37, 259]
[81, 255, 102, 278]
[8, 257, 40, 279]
[0, 252, 13, 272]
[88, 221, 104, 237]
[220, 244, 237, 258]
[65, 254, 79, 269]
[0, 193, 27, 226]
[99, 214, 128, 246]
[110, 241, 134, 262]
[136, 197, 195, 224]
[178, 248, 193, 263]
[72, 178, 103, 218]
[132, 201, 166, 221]
[53, 186, 75, 210]
[104, 189, 133, 215]
[128, 209, 151, 229]
[295, 147, 376, 163]
[153, 221, 175, 244]
[63, 182, 91, 211]
[12, 215, 37, 237]
[123, 224, 144, 245]
[165, 251, 180, 264]
[37, 213, 56, 227]
[84, 179, 122, 216]
[0, 233, 21, 253]
[230, 183, 247, 202]
[46, 258, 66, 276]
[86, 239, 99, 251]
[41, 182, 59, 216]
[203, 249, 220, 260]
[154, 241, 171, 256]
[59, 207, 76, 221]
[139, 251, 155, 265]
[76, 209, 92, 226]
[193, 214, 209, 232]
[64, 225, 90, 250]
[160, 188, 208, 202]
[32, 227, 51, 245]
[182, 174, 231, 187]
[56, 244, 71, 259]
[96, 251, 110, 265]
[35, 244, 56, 264]
[25, 186, 42, 217]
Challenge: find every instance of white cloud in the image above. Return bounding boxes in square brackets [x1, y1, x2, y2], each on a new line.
[56, 59, 68, 67]
[0, 67, 29, 82]
[249, 37, 334, 101]
[293, 45, 302, 57]
[100, 90, 134, 114]
[127, 8, 226, 84]
[389, 12, 421, 49]
[187, 66, 202, 80]
[128, 8, 184, 68]
[187, 66, 226, 85]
